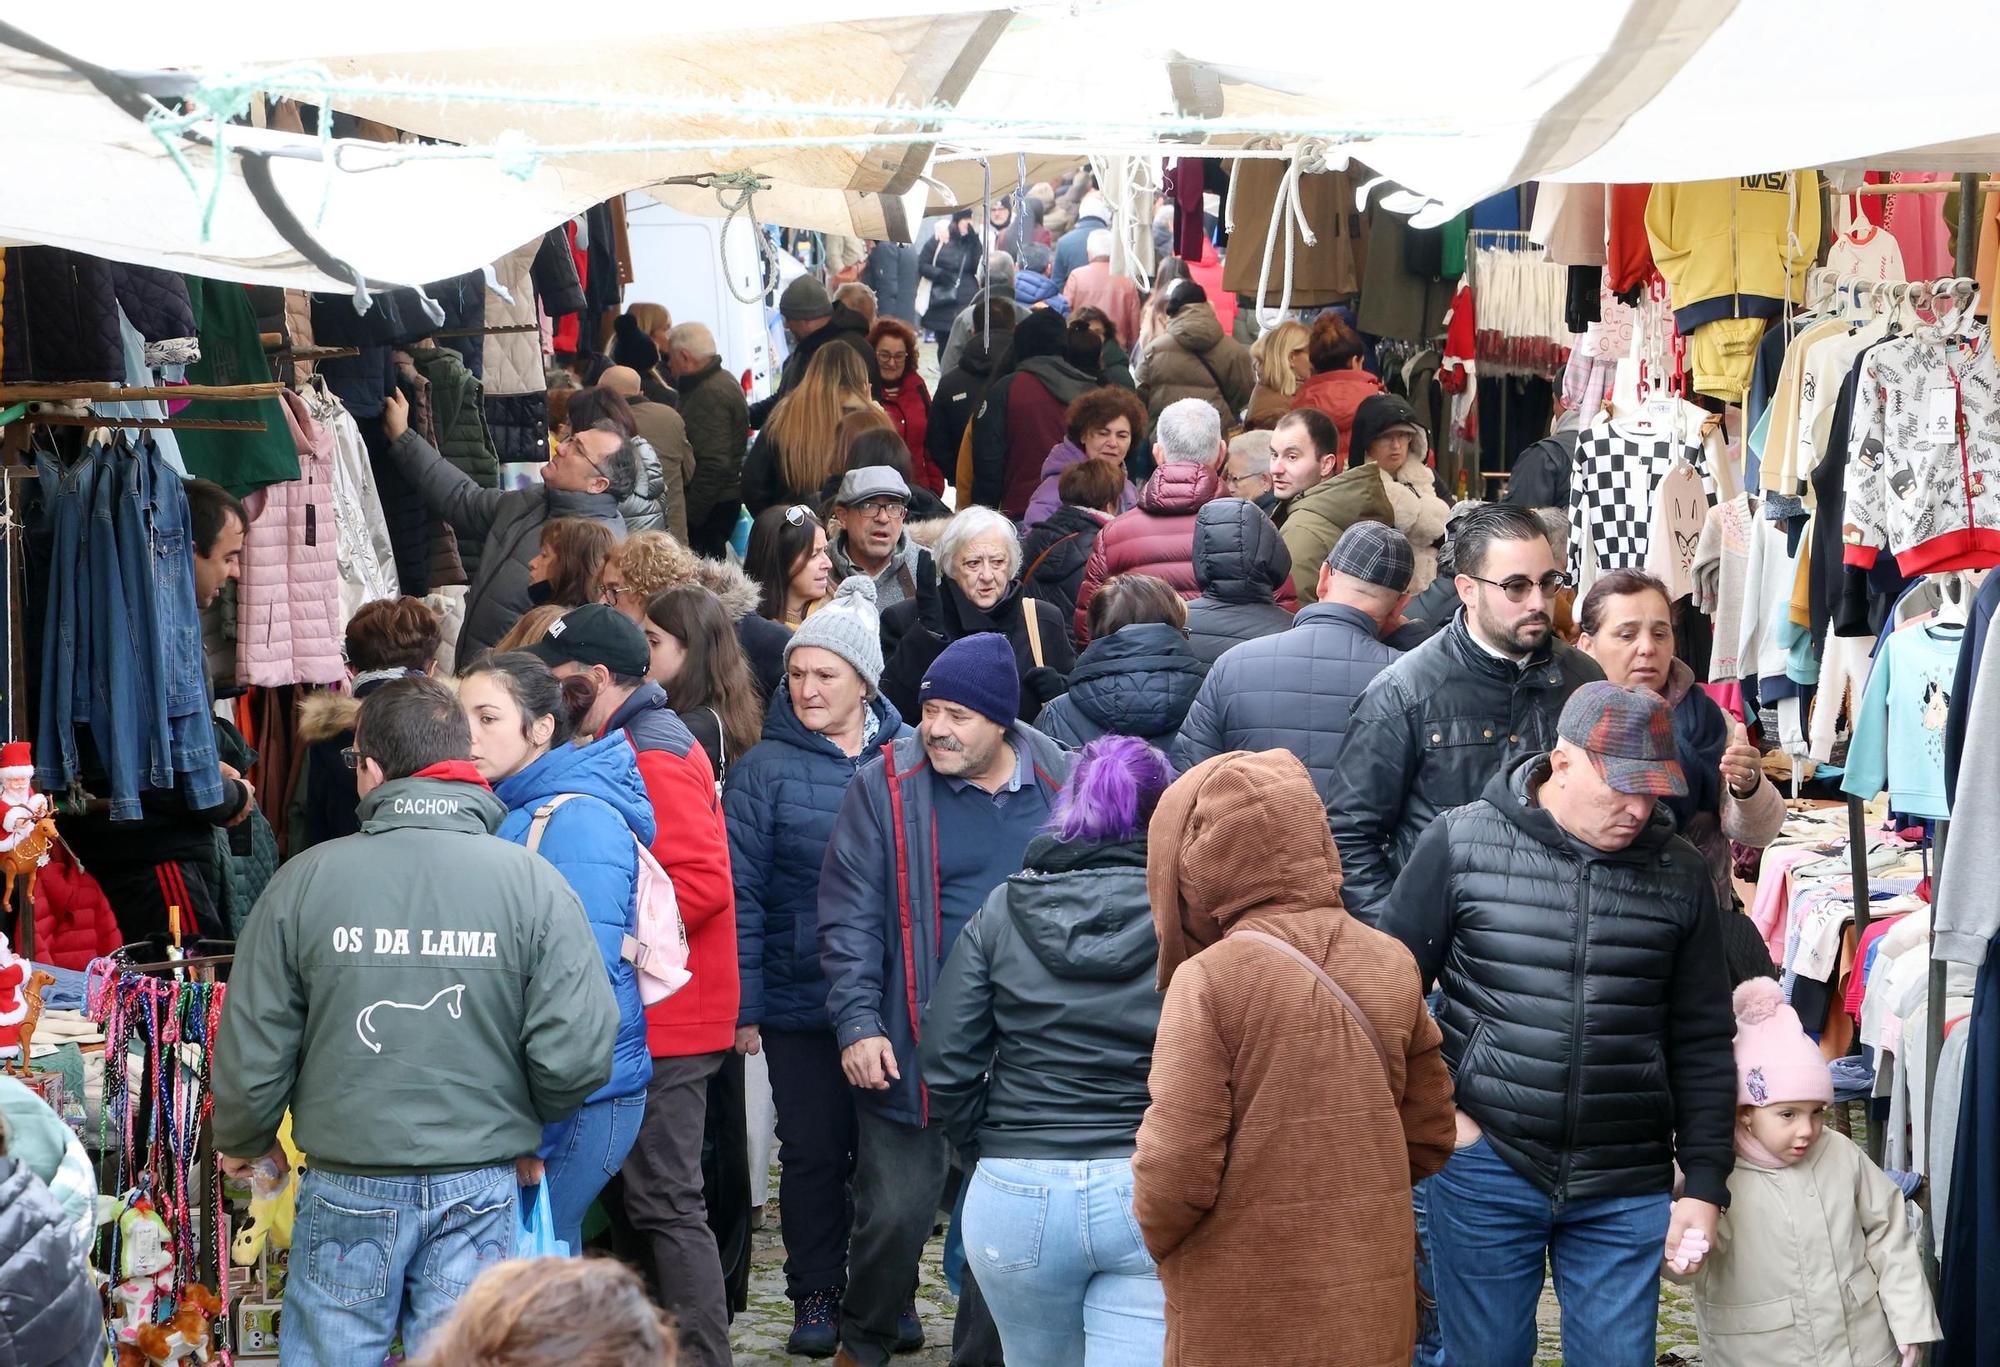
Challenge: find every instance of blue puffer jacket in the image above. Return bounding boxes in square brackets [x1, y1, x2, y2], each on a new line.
[495, 736, 657, 1106]
[724, 685, 908, 1033]
[1034, 623, 1206, 751]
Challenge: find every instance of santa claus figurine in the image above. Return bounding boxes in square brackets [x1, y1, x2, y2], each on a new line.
[0, 742, 48, 858]
[0, 931, 24, 1062]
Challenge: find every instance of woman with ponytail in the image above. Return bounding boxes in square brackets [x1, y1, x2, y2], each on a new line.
[458, 651, 658, 1252]
[919, 736, 1178, 1365]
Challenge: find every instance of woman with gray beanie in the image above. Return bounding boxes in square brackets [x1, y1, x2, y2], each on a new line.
[720, 575, 912, 1357]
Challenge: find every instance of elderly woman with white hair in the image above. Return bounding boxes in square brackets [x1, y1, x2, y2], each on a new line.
[877, 505, 1076, 724]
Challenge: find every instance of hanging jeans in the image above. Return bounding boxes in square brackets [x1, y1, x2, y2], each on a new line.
[35, 451, 95, 795]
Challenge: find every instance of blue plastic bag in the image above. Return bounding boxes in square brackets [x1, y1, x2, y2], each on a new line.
[517, 1182, 571, 1259]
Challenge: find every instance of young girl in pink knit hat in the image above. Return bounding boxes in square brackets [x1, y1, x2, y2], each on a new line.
[1666, 977, 1939, 1366]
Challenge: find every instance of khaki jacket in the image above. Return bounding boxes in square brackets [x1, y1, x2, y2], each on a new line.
[1673, 1131, 1939, 1367]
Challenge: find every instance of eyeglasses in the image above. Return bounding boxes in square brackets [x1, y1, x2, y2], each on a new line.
[559, 436, 612, 480]
[875, 349, 909, 363]
[339, 746, 367, 771]
[784, 505, 813, 527]
[597, 581, 629, 604]
[848, 498, 907, 519]
[1463, 571, 1573, 603]
[1223, 471, 1264, 488]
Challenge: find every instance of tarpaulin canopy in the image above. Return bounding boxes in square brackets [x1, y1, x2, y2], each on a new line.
[10, 1, 2000, 289]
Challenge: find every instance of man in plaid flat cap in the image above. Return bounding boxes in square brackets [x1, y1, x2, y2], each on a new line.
[1378, 681, 1735, 1367]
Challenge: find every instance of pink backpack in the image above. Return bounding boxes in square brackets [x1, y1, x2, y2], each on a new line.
[525, 795, 692, 1004]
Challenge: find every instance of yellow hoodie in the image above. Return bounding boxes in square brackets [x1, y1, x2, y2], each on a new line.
[1645, 172, 1821, 332]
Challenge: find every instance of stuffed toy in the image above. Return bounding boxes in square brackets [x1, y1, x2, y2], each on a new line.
[232, 1113, 302, 1266]
[111, 1194, 177, 1339]
[127, 1284, 221, 1363]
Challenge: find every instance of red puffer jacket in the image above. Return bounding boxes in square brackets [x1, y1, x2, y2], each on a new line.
[1290, 368, 1385, 460]
[876, 377, 939, 492]
[31, 845, 123, 970]
[1073, 461, 1221, 645]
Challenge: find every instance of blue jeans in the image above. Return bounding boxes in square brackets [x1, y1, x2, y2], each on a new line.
[283, 1164, 516, 1366]
[1412, 1176, 1445, 1366]
[1425, 1138, 1670, 1367]
[962, 1157, 1165, 1367]
[540, 1093, 646, 1254]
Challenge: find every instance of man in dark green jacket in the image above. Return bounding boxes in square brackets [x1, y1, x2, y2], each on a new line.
[668, 322, 751, 558]
[213, 677, 615, 1365]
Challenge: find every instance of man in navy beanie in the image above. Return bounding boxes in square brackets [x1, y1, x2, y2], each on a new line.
[818, 633, 1076, 1366]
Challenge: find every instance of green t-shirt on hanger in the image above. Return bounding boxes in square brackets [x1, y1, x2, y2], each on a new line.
[172, 276, 299, 495]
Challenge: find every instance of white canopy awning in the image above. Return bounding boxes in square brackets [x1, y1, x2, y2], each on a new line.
[10, 1, 2000, 288]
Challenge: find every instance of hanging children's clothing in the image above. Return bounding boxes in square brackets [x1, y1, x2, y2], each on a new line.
[1826, 210, 1908, 284]
[1693, 492, 1755, 682]
[1568, 407, 1715, 592]
[1645, 460, 1709, 599]
[1841, 620, 1966, 820]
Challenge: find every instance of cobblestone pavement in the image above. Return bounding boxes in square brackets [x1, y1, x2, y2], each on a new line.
[728, 1201, 1706, 1366]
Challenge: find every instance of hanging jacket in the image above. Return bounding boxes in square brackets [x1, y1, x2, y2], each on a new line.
[971, 355, 1100, 517]
[1176, 601, 1401, 812]
[483, 234, 574, 465]
[1378, 753, 1738, 1208]
[678, 357, 751, 529]
[921, 835, 1161, 1158]
[1022, 440, 1138, 531]
[236, 388, 344, 687]
[1275, 464, 1398, 606]
[724, 687, 909, 1033]
[495, 735, 658, 1108]
[311, 382, 400, 624]
[1033, 623, 1206, 750]
[1326, 611, 1602, 919]
[1073, 461, 1223, 644]
[1290, 368, 1386, 459]
[0, 1156, 102, 1367]
[1020, 504, 1111, 633]
[28, 844, 121, 974]
[1644, 173, 1821, 334]
[1138, 303, 1255, 432]
[818, 725, 1076, 1127]
[1183, 496, 1296, 665]
[0, 245, 123, 383]
[407, 342, 503, 574]
[176, 276, 302, 495]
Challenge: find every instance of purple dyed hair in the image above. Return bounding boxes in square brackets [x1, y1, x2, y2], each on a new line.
[1047, 735, 1177, 844]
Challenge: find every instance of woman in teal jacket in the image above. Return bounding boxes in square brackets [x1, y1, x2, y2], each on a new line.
[460, 651, 658, 1252]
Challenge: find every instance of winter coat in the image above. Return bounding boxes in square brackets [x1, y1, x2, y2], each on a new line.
[875, 375, 937, 491]
[879, 579, 1076, 725]
[1505, 428, 1579, 510]
[747, 303, 878, 428]
[1051, 215, 1109, 291]
[484, 235, 578, 401]
[677, 554, 791, 701]
[1326, 611, 1602, 919]
[1290, 368, 1386, 459]
[827, 531, 936, 614]
[1133, 751, 1455, 1367]
[0, 1156, 102, 1367]
[861, 241, 923, 325]
[1183, 496, 1297, 665]
[1138, 304, 1254, 433]
[1244, 381, 1292, 431]
[237, 388, 344, 686]
[494, 736, 658, 1107]
[386, 432, 625, 669]
[919, 231, 984, 336]
[1073, 461, 1222, 644]
[1014, 268, 1066, 315]
[1020, 504, 1110, 633]
[0, 245, 123, 383]
[28, 844, 120, 974]
[819, 725, 1076, 1126]
[1662, 659, 1786, 907]
[1275, 465, 1397, 606]
[295, 672, 425, 852]
[1373, 461, 1450, 595]
[1176, 602, 1400, 810]
[407, 343, 503, 576]
[940, 293, 1026, 377]
[1098, 335, 1137, 393]
[921, 835, 1161, 1158]
[313, 383, 401, 622]
[677, 357, 750, 528]
[602, 683, 737, 1058]
[1670, 1131, 1939, 1367]
[1062, 262, 1141, 352]
[971, 355, 1100, 517]
[1022, 442, 1137, 531]
[724, 687, 909, 1033]
[928, 333, 1009, 490]
[1034, 624, 1206, 750]
[1378, 754, 1738, 1207]
[626, 398, 696, 540]
[213, 766, 617, 1173]
[1645, 174, 1820, 334]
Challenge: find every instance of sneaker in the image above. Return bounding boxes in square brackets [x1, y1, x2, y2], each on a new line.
[893, 1299, 924, 1354]
[788, 1287, 842, 1359]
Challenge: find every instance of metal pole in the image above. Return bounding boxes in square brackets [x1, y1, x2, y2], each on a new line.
[1955, 172, 1982, 277]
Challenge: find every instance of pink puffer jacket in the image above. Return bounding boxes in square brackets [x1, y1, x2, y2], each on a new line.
[1072, 461, 1220, 645]
[237, 388, 344, 686]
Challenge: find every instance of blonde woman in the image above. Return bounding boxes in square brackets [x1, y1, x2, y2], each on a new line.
[742, 346, 878, 515]
[1245, 319, 1310, 430]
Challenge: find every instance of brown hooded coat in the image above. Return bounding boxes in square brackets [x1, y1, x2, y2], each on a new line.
[1133, 750, 1456, 1367]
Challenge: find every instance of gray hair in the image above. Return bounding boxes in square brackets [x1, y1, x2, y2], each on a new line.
[834, 282, 877, 312]
[589, 422, 642, 501]
[664, 321, 717, 362]
[1227, 430, 1273, 477]
[1154, 398, 1223, 465]
[1087, 228, 1113, 260]
[983, 251, 1017, 288]
[934, 505, 1022, 583]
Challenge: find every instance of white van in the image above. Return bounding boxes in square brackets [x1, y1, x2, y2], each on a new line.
[622, 193, 801, 406]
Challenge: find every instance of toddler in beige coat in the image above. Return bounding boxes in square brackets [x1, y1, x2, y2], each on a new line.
[1667, 977, 1940, 1366]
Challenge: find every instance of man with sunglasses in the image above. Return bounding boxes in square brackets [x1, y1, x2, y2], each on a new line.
[1328, 502, 1603, 924]
[383, 391, 634, 669]
[827, 467, 935, 611]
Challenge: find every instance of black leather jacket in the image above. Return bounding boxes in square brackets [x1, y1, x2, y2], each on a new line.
[1327, 609, 1601, 920]
[919, 836, 1160, 1159]
[1377, 756, 1737, 1207]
